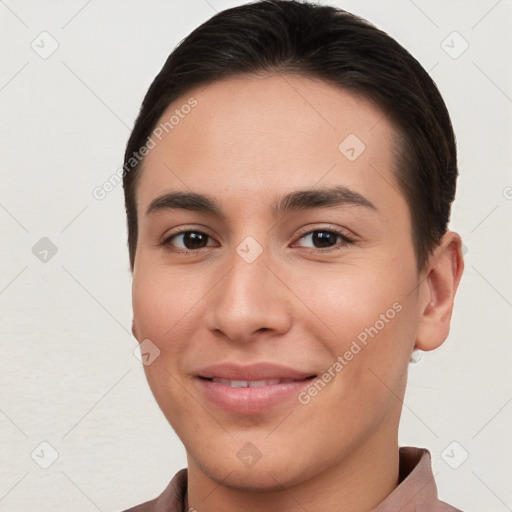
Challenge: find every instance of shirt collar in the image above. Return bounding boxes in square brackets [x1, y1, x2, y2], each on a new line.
[372, 446, 439, 511]
[153, 447, 446, 512]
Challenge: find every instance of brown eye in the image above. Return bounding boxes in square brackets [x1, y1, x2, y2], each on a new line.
[164, 231, 213, 251]
[296, 229, 353, 250]
[310, 231, 338, 248]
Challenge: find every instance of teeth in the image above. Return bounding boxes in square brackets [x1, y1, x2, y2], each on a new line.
[249, 379, 280, 387]
[211, 378, 296, 387]
[230, 379, 248, 388]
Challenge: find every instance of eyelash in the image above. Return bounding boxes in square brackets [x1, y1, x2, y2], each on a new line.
[160, 226, 355, 255]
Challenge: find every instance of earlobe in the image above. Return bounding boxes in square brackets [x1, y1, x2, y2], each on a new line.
[415, 231, 464, 352]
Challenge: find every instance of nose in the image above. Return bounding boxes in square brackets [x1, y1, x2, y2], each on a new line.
[204, 247, 293, 344]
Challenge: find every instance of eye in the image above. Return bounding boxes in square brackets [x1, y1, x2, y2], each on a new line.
[294, 228, 354, 252]
[161, 227, 354, 255]
[162, 230, 217, 252]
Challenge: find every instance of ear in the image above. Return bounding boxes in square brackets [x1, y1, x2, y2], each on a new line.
[132, 318, 139, 340]
[415, 231, 464, 351]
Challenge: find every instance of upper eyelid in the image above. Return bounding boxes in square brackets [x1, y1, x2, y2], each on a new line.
[164, 225, 349, 238]
[295, 224, 353, 238]
[162, 226, 217, 243]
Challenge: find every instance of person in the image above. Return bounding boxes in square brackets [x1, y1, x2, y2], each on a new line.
[120, 1, 464, 510]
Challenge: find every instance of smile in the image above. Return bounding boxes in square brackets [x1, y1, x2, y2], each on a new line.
[210, 378, 300, 387]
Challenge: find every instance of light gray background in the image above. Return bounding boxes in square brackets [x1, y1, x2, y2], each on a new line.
[1, 1, 511, 511]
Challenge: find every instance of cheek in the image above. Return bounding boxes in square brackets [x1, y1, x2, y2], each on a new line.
[301, 263, 413, 342]
[132, 266, 199, 346]
[132, 268, 199, 428]
[303, 264, 419, 404]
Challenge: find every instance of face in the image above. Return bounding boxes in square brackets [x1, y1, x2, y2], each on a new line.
[131, 74, 427, 490]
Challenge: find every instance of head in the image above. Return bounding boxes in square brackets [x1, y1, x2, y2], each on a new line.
[123, 0, 463, 495]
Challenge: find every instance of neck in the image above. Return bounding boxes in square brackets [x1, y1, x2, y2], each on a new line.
[185, 429, 400, 512]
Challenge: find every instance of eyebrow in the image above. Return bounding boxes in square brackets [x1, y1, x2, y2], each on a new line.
[145, 185, 377, 218]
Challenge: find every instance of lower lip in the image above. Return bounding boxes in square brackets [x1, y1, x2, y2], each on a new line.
[196, 377, 314, 415]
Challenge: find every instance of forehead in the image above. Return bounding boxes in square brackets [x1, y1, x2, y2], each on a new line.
[136, 73, 404, 222]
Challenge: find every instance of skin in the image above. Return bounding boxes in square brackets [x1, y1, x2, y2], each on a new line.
[131, 73, 464, 512]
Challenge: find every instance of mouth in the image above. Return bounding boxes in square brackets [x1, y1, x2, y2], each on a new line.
[196, 361, 316, 381]
[194, 366, 317, 416]
[200, 376, 316, 387]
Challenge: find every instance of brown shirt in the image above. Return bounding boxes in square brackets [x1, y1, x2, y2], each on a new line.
[121, 447, 463, 512]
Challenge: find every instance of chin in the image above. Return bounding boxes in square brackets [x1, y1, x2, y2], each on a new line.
[207, 464, 301, 492]
[191, 447, 313, 492]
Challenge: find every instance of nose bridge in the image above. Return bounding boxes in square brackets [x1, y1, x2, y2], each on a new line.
[205, 241, 292, 340]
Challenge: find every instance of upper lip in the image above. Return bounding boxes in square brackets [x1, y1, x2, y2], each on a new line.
[197, 362, 316, 381]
